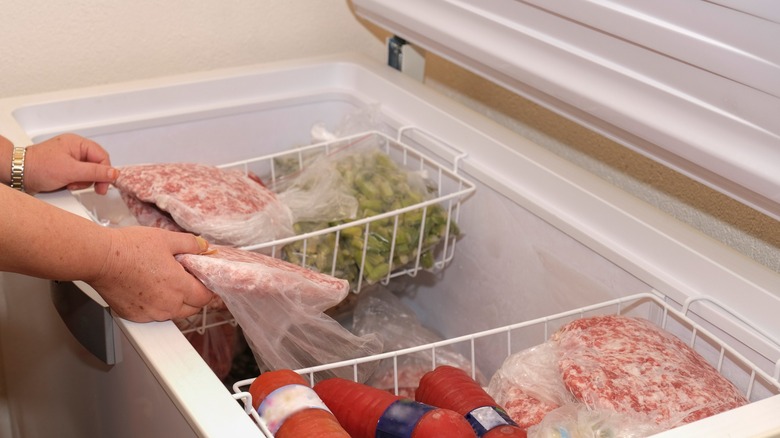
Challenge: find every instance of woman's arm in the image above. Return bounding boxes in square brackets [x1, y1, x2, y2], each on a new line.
[0, 134, 215, 322]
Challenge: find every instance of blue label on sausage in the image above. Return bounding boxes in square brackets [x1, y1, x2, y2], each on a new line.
[465, 406, 518, 436]
[376, 399, 435, 438]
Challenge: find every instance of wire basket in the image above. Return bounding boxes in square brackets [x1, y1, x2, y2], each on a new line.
[232, 292, 780, 436]
[220, 128, 476, 293]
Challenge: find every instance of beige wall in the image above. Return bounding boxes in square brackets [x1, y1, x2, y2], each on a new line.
[0, 0, 385, 98]
[0, 0, 776, 274]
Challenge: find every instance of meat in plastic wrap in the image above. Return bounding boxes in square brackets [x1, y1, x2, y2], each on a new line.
[114, 163, 294, 247]
[488, 315, 749, 435]
[553, 315, 748, 429]
[176, 246, 382, 381]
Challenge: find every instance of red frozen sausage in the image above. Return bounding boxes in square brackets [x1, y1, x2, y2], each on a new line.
[249, 369, 349, 438]
[416, 366, 526, 437]
[314, 377, 476, 438]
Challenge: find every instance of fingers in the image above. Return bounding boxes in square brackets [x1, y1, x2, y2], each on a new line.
[89, 181, 112, 195]
[184, 279, 216, 307]
[82, 164, 119, 195]
[113, 282, 214, 322]
[160, 231, 215, 312]
[174, 284, 216, 320]
[168, 232, 215, 310]
[174, 304, 205, 320]
[80, 138, 112, 167]
[66, 174, 117, 195]
[62, 164, 117, 195]
[70, 162, 120, 185]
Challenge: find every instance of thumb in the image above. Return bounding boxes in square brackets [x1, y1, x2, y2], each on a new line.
[168, 233, 211, 256]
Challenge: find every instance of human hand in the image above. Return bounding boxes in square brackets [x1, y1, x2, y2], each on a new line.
[87, 227, 216, 323]
[23, 133, 119, 195]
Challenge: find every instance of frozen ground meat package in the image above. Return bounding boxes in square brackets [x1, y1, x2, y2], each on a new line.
[176, 246, 382, 379]
[553, 315, 747, 427]
[114, 163, 294, 247]
[489, 315, 748, 435]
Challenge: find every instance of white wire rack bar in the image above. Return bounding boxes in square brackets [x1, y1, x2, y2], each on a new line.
[680, 295, 780, 382]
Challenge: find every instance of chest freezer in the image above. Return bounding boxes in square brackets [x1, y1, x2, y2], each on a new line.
[1, 2, 779, 437]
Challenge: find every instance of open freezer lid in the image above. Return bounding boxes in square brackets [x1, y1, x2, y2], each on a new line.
[352, 0, 780, 221]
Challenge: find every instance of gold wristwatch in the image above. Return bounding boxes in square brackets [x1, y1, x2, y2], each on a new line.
[10, 146, 26, 192]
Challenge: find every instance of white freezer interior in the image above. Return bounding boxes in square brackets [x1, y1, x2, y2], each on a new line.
[1, 54, 780, 437]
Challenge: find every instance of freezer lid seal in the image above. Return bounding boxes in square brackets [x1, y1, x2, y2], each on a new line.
[352, 0, 780, 221]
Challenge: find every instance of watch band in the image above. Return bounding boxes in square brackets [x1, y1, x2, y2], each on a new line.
[10, 146, 26, 192]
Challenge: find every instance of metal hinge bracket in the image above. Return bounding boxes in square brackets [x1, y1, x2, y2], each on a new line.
[387, 36, 425, 82]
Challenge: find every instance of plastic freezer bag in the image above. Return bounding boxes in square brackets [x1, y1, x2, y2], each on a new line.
[352, 285, 483, 397]
[176, 246, 382, 380]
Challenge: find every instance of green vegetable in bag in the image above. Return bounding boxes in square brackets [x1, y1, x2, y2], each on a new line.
[278, 142, 459, 289]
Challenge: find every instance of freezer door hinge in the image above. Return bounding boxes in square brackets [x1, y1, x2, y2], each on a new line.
[387, 36, 425, 82]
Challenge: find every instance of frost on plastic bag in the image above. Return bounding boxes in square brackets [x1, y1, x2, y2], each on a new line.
[352, 286, 483, 398]
[276, 134, 458, 287]
[552, 315, 748, 429]
[488, 342, 575, 430]
[114, 163, 294, 247]
[175, 310, 238, 381]
[528, 404, 663, 438]
[176, 246, 382, 381]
